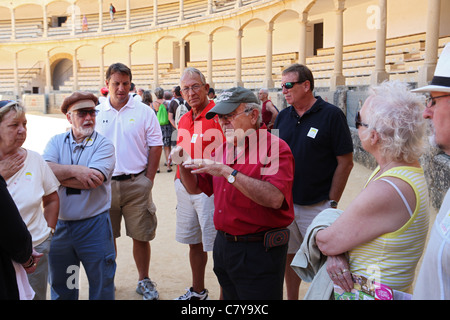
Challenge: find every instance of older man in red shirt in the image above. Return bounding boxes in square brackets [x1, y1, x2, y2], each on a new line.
[171, 68, 224, 300]
[178, 87, 295, 300]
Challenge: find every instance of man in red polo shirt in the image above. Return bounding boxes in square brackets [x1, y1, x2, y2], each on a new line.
[171, 68, 223, 300]
[178, 87, 295, 300]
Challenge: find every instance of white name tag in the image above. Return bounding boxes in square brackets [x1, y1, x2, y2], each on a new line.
[307, 127, 319, 139]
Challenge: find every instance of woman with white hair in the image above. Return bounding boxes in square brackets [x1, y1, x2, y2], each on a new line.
[314, 81, 430, 296]
[0, 100, 60, 299]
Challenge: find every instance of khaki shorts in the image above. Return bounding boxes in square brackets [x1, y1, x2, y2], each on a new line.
[287, 200, 330, 254]
[174, 179, 216, 252]
[110, 173, 157, 242]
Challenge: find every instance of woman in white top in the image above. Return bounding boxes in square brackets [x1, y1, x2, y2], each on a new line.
[0, 100, 60, 299]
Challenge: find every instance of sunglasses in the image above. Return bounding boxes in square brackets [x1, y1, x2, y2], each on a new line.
[218, 109, 250, 121]
[355, 111, 369, 129]
[69, 109, 99, 118]
[281, 81, 305, 90]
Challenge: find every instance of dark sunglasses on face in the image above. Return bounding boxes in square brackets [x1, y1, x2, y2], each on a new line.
[281, 81, 305, 90]
[70, 109, 99, 118]
[355, 111, 369, 129]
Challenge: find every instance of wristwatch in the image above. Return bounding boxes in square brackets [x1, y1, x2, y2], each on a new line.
[227, 169, 238, 184]
[329, 200, 338, 208]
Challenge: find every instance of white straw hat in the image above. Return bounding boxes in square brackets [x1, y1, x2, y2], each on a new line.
[413, 42, 450, 93]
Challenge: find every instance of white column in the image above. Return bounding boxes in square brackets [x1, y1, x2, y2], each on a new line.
[99, 47, 105, 89]
[298, 12, 308, 65]
[153, 42, 159, 89]
[330, 0, 346, 91]
[235, 0, 243, 9]
[128, 45, 132, 68]
[180, 39, 186, 75]
[207, 34, 215, 88]
[370, 0, 389, 85]
[264, 22, 274, 89]
[43, 5, 48, 37]
[72, 50, 78, 91]
[10, 8, 16, 40]
[153, 0, 158, 26]
[418, 0, 441, 86]
[71, 5, 76, 36]
[179, 0, 184, 21]
[235, 29, 243, 87]
[14, 52, 19, 99]
[207, 0, 213, 15]
[45, 50, 52, 94]
[98, 0, 103, 33]
[125, 0, 131, 30]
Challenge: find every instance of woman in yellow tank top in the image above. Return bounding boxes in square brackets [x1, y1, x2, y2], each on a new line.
[315, 81, 430, 295]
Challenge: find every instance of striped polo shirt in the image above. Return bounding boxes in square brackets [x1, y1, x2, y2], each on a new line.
[349, 166, 430, 293]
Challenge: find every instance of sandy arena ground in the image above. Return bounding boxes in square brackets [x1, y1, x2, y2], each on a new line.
[22, 113, 432, 300]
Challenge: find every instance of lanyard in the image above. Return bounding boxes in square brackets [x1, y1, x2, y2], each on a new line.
[67, 131, 95, 165]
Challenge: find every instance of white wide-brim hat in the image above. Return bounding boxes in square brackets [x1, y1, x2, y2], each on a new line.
[412, 42, 450, 93]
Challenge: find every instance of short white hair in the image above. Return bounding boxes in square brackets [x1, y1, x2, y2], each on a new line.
[362, 81, 426, 163]
[244, 102, 262, 126]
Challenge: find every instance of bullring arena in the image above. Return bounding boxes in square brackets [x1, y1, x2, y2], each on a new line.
[1, 0, 449, 300]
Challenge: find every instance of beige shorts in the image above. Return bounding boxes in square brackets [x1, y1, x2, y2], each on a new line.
[287, 200, 330, 254]
[174, 179, 216, 252]
[110, 173, 157, 242]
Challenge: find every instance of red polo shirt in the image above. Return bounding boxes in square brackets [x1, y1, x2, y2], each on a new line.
[197, 128, 295, 235]
[176, 100, 224, 179]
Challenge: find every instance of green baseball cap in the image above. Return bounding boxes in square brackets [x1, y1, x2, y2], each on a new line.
[206, 87, 258, 120]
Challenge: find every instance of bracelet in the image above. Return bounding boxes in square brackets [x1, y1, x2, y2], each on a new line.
[23, 256, 34, 268]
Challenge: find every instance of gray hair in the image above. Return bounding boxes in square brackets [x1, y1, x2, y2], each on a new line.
[180, 67, 207, 85]
[154, 87, 165, 99]
[362, 81, 426, 163]
[0, 101, 25, 123]
[244, 102, 262, 126]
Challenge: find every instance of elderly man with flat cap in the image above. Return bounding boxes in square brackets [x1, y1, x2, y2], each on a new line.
[412, 43, 450, 300]
[43, 92, 116, 300]
[176, 87, 295, 300]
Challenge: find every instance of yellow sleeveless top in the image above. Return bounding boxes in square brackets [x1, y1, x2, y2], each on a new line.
[348, 166, 429, 293]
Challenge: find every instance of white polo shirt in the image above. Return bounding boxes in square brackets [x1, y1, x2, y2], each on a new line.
[96, 96, 163, 176]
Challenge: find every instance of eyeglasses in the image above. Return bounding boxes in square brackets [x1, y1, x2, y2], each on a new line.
[355, 111, 369, 129]
[218, 109, 251, 121]
[181, 84, 204, 95]
[425, 94, 450, 108]
[0, 100, 19, 109]
[281, 81, 304, 90]
[69, 109, 99, 118]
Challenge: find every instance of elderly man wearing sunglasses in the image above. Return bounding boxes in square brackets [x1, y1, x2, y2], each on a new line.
[273, 63, 354, 300]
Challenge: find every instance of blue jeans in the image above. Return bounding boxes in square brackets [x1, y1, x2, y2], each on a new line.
[27, 233, 51, 300]
[49, 211, 116, 300]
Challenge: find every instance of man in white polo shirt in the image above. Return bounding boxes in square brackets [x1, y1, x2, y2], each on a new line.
[96, 63, 163, 300]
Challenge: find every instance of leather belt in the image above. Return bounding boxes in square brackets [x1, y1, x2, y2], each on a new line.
[112, 170, 145, 181]
[219, 230, 265, 242]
